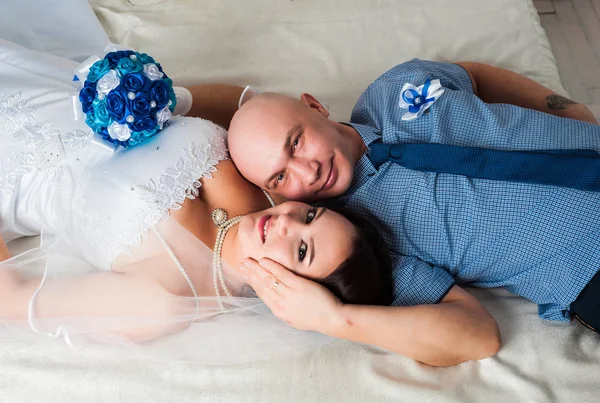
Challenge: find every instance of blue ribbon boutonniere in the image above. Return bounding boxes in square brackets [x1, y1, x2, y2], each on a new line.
[398, 78, 444, 121]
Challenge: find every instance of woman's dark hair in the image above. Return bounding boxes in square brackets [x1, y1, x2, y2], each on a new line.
[315, 207, 393, 306]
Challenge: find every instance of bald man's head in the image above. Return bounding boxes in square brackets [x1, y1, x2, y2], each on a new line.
[228, 92, 359, 201]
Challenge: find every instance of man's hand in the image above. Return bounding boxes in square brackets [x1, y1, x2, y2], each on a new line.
[241, 258, 345, 336]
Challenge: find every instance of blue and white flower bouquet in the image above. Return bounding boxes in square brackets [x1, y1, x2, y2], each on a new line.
[76, 49, 177, 148]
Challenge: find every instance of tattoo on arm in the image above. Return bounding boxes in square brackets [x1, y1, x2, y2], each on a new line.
[546, 94, 578, 110]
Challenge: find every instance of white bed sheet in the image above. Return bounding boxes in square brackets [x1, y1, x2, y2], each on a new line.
[2, 1, 599, 402]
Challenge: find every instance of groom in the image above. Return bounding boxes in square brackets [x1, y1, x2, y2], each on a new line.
[190, 60, 600, 366]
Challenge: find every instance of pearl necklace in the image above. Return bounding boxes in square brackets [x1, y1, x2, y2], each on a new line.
[211, 190, 275, 309]
[211, 208, 242, 309]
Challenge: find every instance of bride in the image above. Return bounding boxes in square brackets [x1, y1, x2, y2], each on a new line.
[0, 32, 392, 361]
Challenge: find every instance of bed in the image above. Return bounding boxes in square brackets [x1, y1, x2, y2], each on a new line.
[2, 1, 599, 402]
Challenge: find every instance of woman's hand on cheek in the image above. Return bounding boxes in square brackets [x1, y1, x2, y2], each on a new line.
[241, 258, 345, 336]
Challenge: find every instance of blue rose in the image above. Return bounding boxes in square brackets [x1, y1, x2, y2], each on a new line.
[129, 94, 152, 118]
[79, 81, 97, 113]
[162, 78, 177, 110]
[86, 58, 111, 83]
[150, 80, 171, 108]
[85, 111, 101, 133]
[140, 127, 159, 139]
[97, 126, 111, 142]
[91, 99, 111, 127]
[130, 127, 159, 147]
[106, 50, 135, 66]
[126, 138, 142, 147]
[135, 52, 155, 64]
[129, 117, 157, 133]
[116, 58, 144, 76]
[106, 91, 127, 122]
[122, 73, 149, 92]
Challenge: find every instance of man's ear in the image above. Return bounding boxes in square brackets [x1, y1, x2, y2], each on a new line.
[300, 93, 330, 118]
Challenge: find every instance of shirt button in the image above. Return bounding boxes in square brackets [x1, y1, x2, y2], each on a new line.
[368, 173, 376, 177]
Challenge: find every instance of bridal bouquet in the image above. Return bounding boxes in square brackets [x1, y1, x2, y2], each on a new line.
[78, 50, 177, 148]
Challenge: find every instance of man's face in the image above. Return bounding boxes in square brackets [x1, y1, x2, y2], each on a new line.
[228, 93, 358, 202]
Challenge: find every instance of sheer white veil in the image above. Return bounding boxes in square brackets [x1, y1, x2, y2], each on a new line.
[1, 215, 331, 364]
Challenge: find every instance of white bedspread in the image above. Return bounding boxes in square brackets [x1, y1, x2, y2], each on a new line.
[2, 1, 599, 402]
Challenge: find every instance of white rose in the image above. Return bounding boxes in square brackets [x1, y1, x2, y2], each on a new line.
[143, 63, 164, 81]
[156, 106, 172, 129]
[96, 69, 121, 96]
[107, 121, 132, 141]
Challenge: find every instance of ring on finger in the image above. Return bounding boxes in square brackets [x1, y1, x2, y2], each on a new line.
[272, 280, 280, 291]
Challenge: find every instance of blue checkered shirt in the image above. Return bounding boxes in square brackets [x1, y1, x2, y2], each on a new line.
[328, 59, 600, 322]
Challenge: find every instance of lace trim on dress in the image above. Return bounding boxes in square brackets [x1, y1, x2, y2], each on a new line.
[0, 91, 93, 192]
[0, 152, 35, 195]
[0, 92, 36, 134]
[136, 135, 229, 222]
[72, 135, 229, 268]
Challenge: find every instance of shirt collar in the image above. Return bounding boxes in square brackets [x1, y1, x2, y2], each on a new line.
[329, 122, 380, 204]
[341, 122, 382, 148]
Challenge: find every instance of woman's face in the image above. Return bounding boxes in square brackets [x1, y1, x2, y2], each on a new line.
[238, 202, 356, 279]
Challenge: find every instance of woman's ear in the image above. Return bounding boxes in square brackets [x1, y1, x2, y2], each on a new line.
[300, 93, 330, 118]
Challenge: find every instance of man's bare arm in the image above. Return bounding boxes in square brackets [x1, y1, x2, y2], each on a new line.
[332, 286, 501, 366]
[185, 84, 245, 129]
[243, 259, 501, 367]
[457, 62, 598, 124]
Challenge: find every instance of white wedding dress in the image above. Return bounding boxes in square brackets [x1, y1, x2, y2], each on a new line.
[0, 5, 328, 363]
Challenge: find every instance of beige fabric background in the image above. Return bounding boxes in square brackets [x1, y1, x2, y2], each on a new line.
[2, 1, 599, 402]
[93, 0, 567, 121]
